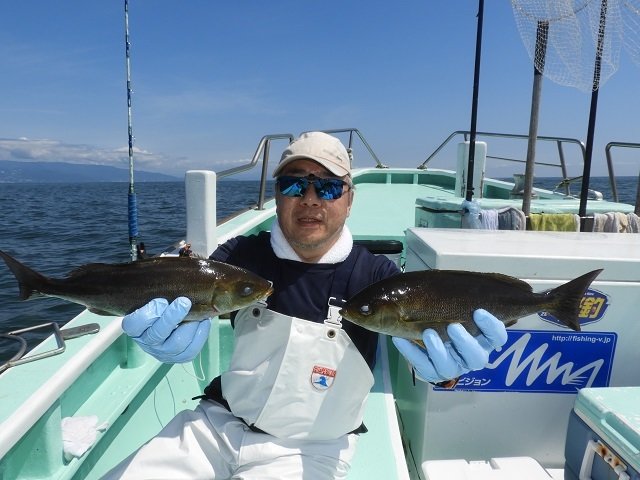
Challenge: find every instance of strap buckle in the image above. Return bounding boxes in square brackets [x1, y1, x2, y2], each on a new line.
[325, 297, 346, 327]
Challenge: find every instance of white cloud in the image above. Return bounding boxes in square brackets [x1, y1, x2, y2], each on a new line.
[0, 137, 258, 177]
[211, 157, 253, 166]
[0, 137, 172, 172]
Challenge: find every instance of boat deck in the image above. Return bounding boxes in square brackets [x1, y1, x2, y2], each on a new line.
[348, 181, 426, 241]
[347, 169, 634, 245]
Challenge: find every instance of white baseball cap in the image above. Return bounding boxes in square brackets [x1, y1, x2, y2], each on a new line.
[272, 131, 351, 178]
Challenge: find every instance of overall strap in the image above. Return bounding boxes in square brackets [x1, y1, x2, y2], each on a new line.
[329, 246, 360, 301]
[326, 247, 360, 324]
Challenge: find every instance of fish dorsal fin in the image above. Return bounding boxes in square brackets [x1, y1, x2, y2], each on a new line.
[88, 307, 115, 316]
[476, 271, 534, 292]
[66, 263, 127, 278]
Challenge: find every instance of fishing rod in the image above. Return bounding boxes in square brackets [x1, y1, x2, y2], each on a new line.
[465, 0, 484, 202]
[124, 0, 139, 261]
[579, 0, 608, 231]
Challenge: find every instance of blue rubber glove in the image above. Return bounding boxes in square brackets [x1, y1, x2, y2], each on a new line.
[122, 297, 211, 363]
[391, 309, 508, 384]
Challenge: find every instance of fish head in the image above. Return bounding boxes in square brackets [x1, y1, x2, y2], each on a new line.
[211, 265, 273, 314]
[340, 294, 401, 335]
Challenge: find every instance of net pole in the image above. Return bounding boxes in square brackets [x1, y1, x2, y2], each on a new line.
[522, 20, 549, 215]
[465, 0, 485, 202]
[124, 0, 139, 260]
[579, 0, 608, 231]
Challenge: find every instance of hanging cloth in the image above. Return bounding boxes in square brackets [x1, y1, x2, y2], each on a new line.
[627, 213, 640, 233]
[529, 213, 580, 231]
[497, 207, 527, 230]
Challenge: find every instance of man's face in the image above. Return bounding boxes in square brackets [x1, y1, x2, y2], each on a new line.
[275, 159, 353, 262]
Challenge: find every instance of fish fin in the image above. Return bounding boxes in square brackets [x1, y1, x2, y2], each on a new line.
[67, 263, 120, 278]
[434, 377, 460, 389]
[504, 319, 518, 328]
[412, 339, 426, 349]
[0, 250, 47, 300]
[544, 269, 603, 332]
[444, 270, 535, 292]
[88, 307, 114, 316]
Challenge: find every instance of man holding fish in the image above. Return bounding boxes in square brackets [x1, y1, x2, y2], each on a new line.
[105, 132, 508, 479]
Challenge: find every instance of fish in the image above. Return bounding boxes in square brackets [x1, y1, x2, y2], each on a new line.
[340, 269, 603, 341]
[0, 250, 273, 321]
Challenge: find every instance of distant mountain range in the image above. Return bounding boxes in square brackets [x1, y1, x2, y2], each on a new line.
[0, 160, 180, 183]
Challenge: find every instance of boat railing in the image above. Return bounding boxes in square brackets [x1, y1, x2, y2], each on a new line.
[303, 128, 387, 168]
[605, 141, 640, 214]
[419, 131, 586, 190]
[216, 133, 294, 211]
[215, 128, 385, 213]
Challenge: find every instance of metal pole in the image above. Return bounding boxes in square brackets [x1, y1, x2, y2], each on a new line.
[124, 0, 139, 260]
[465, 0, 485, 202]
[522, 20, 549, 215]
[579, 0, 608, 231]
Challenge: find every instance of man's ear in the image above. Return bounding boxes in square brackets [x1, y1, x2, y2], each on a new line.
[346, 189, 354, 215]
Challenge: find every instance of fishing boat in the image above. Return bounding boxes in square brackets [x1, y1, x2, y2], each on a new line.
[0, 126, 639, 479]
[4, 0, 640, 476]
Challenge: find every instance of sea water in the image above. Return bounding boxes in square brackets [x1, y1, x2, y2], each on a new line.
[0, 177, 636, 364]
[0, 180, 274, 363]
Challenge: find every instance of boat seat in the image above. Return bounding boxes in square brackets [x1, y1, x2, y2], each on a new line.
[354, 239, 403, 268]
[353, 239, 403, 255]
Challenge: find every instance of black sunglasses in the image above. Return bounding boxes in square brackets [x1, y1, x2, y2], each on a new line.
[276, 175, 350, 200]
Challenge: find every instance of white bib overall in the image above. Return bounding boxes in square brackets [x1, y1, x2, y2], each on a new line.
[103, 304, 368, 479]
[221, 303, 374, 440]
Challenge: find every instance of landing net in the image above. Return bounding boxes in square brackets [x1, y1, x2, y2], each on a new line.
[511, 0, 624, 92]
[622, 0, 640, 68]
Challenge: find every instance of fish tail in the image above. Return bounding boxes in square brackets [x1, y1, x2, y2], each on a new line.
[0, 250, 48, 300]
[545, 269, 603, 332]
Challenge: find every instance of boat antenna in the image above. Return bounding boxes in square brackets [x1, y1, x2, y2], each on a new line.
[465, 0, 485, 202]
[124, 0, 139, 260]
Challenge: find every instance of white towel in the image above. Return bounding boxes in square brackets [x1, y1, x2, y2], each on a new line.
[592, 212, 615, 232]
[593, 212, 632, 233]
[480, 209, 499, 230]
[270, 219, 353, 264]
[61, 415, 108, 461]
[615, 212, 629, 233]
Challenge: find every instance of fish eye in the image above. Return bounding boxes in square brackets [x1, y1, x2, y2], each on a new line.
[359, 304, 371, 316]
[241, 285, 254, 297]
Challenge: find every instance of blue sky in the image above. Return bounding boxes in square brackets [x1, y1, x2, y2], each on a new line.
[0, 1, 638, 178]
